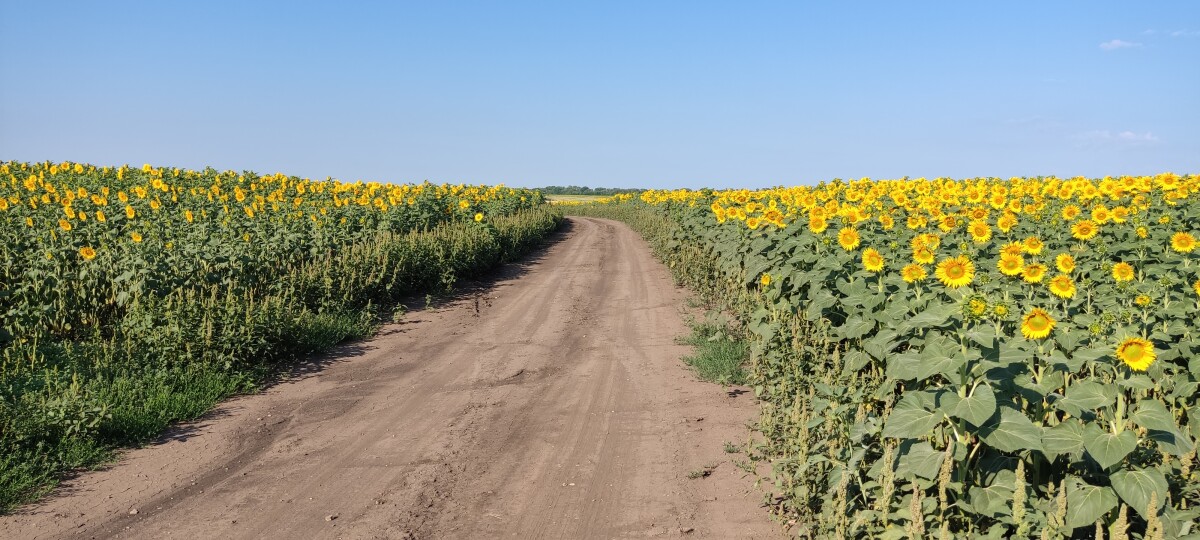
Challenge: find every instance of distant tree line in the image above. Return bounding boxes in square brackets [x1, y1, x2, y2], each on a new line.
[538, 186, 642, 196]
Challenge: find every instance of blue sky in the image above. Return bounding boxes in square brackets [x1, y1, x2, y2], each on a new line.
[1, 2, 1197, 189]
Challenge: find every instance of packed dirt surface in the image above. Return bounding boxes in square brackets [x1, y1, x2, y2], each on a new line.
[1, 217, 782, 540]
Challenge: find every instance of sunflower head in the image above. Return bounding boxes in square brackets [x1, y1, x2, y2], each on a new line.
[1055, 253, 1075, 273]
[998, 254, 1024, 276]
[1020, 308, 1055, 340]
[837, 227, 861, 251]
[760, 273, 771, 287]
[1071, 220, 1099, 241]
[901, 263, 927, 283]
[935, 255, 975, 288]
[1116, 337, 1156, 371]
[1171, 232, 1196, 253]
[1048, 274, 1076, 299]
[1022, 236, 1044, 255]
[1112, 262, 1135, 282]
[1021, 263, 1048, 284]
[78, 246, 97, 261]
[862, 248, 885, 273]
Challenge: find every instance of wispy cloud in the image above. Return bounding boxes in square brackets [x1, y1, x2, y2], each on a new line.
[1099, 39, 1142, 51]
[1073, 130, 1160, 147]
[1170, 30, 1200, 37]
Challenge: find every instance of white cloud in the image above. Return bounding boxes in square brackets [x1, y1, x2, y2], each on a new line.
[1099, 39, 1142, 50]
[1170, 30, 1200, 37]
[1074, 130, 1160, 147]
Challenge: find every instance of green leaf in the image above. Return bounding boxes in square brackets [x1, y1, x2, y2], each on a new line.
[1042, 420, 1086, 460]
[1083, 425, 1137, 469]
[841, 350, 871, 374]
[1065, 478, 1119, 529]
[836, 315, 874, 340]
[1110, 467, 1169, 518]
[904, 303, 955, 331]
[1056, 381, 1116, 417]
[882, 393, 943, 439]
[1131, 399, 1178, 432]
[897, 441, 945, 480]
[977, 406, 1044, 454]
[952, 384, 997, 426]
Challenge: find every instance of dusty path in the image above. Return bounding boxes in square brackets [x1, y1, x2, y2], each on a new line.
[1, 217, 782, 540]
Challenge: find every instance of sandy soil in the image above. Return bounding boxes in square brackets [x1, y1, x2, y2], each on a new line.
[1, 217, 782, 540]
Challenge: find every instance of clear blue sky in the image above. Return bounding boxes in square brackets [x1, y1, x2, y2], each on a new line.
[2, 2, 1197, 189]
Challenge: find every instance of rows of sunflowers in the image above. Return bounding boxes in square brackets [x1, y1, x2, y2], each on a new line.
[570, 174, 1199, 538]
[0, 160, 561, 510]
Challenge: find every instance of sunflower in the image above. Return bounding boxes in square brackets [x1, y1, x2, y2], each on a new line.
[1061, 205, 1081, 221]
[1048, 274, 1076, 299]
[998, 254, 1024, 276]
[837, 227, 860, 251]
[913, 246, 935, 265]
[1112, 262, 1135, 282]
[125, 205, 136, 219]
[746, 217, 761, 230]
[1020, 308, 1055, 339]
[862, 248, 885, 273]
[968, 298, 988, 317]
[997, 213, 1018, 233]
[185, 210, 195, 223]
[1171, 232, 1196, 253]
[474, 212, 484, 222]
[1055, 253, 1075, 273]
[58, 219, 72, 231]
[1136, 226, 1149, 239]
[901, 264, 927, 283]
[1000, 242, 1024, 257]
[78, 246, 97, 261]
[1071, 220, 1099, 241]
[760, 273, 771, 287]
[935, 255, 975, 288]
[968, 221, 992, 243]
[1116, 337, 1155, 371]
[1194, 279, 1200, 296]
[993, 304, 1010, 318]
[95, 210, 106, 223]
[130, 231, 143, 243]
[1022, 236, 1044, 255]
[1135, 295, 1151, 307]
[1022, 263, 1047, 284]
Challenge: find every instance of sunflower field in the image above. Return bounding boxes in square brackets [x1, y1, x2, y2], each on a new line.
[0, 160, 561, 510]
[569, 174, 1200, 538]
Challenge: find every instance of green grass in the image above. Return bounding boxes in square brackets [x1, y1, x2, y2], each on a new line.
[678, 319, 748, 385]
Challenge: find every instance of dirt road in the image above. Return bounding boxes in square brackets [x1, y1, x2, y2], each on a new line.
[1, 217, 781, 540]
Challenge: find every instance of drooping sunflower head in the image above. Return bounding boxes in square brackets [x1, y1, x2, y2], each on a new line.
[998, 254, 1024, 276]
[1048, 274, 1076, 299]
[1171, 232, 1196, 253]
[1055, 253, 1075, 273]
[1116, 337, 1156, 371]
[1020, 308, 1055, 340]
[1112, 262, 1135, 282]
[862, 248, 885, 273]
[935, 255, 975, 288]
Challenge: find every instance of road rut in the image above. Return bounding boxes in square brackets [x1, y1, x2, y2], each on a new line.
[1, 217, 781, 539]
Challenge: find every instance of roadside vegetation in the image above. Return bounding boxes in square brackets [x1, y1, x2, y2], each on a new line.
[568, 174, 1200, 538]
[0, 160, 562, 511]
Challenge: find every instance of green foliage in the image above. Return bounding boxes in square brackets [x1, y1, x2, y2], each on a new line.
[572, 188, 1200, 538]
[0, 160, 563, 512]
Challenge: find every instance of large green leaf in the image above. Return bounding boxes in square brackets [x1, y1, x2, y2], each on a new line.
[1110, 467, 1169, 517]
[835, 315, 874, 340]
[1082, 425, 1137, 469]
[1131, 399, 1179, 432]
[1065, 478, 1119, 529]
[977, 406, 1044, 454]
[1042, 420, 1085, 460]
[882, 392, 943, 439]
[903, 303, 955, 331]
[1056, 381, 1115, 417]
[897, 440, 945, 480]
[951, 384, 997, 426]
